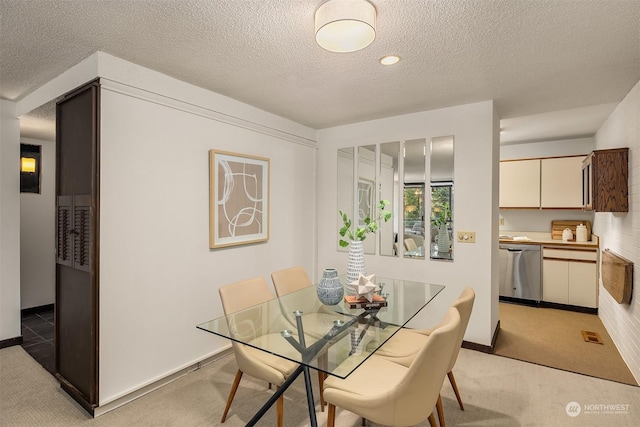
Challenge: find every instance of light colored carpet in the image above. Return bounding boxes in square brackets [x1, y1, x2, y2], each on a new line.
[495, 302, 637, 386]
[2, 344, 640, 426]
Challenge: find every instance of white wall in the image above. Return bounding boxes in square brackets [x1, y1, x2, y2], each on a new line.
[97, 68, 317, 404]
[500, 137, 594, 160]
[316, 101, 500, 347]
[500, 209, 595, 234]
[594, 79, 640, 382]
[0, 99, 21, 342]
[12, 52, 318, 406]
[20, 137, 56, 309]
[500, 137, 595, 232]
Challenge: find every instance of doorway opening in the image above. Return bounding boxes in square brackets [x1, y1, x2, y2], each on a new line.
[19, 100, 57, 376]
[20, 305, 55, 374]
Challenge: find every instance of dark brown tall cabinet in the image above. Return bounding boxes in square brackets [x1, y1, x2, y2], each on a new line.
[582, 147, 629, 212]
[55, 80, 100, 413]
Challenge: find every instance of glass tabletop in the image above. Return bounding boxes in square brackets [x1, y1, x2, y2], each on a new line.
[197, 277, 444, 379]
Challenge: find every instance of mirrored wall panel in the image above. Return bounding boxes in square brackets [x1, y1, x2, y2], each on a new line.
[380, 142, 399, 257]
[358, 145, 377, 255]
[337, 147, 354, 252]
[337, 136, 454, 262]
[429, 136, 454, 261]
[403, 139, 426, 259]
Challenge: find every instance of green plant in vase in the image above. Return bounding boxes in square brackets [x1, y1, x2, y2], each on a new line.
[430, 204, 451, 228]
[431, 203, 452, 254]
[339, 199, 392, 292]
[339, 200, 392, 247]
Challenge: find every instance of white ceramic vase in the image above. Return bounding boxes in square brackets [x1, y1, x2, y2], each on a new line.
[345, 240, 365, 295]
[317, 268, 344, 305]
[438, 224, 450, 255]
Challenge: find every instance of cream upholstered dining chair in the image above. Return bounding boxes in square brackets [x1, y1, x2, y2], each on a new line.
[372, 287, 475, 427]
[218, 277, 299, 426]
[322, 307, 461, 427]
[270, 266, 337, 411]
[271, 266, 312, 296]
[271, 266, 339, 335]
[404, 237, 418, 251]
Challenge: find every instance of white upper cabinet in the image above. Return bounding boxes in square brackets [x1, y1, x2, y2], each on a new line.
[499, 159, 541, 208]
[541, 156, 586, 208]
[500, 155, 587, 209]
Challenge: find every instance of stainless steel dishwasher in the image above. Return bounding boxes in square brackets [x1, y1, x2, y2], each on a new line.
[499, 243, 542, 303]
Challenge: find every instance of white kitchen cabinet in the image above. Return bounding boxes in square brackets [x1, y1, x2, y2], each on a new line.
[568, 262, 598, 307]
[543, 259, 569, 304]
[541, 156, 585, 208]
[542, 248, 598, 308]
[500, 159, 540, 208]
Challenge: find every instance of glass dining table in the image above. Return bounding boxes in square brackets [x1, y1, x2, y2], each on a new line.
[197, 276, 445, 426]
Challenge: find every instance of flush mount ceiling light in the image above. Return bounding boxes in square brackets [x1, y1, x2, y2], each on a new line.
[315, 0, 376, 53]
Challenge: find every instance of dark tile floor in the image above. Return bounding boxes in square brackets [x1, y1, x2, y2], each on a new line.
[21, 307, 55, 375]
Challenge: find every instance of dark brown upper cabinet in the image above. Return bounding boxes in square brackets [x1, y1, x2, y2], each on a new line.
[582, 148, 628, 212]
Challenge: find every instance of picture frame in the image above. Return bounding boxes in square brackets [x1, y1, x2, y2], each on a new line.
[358, 178, 374, 226]
[209, 150, 270, 248]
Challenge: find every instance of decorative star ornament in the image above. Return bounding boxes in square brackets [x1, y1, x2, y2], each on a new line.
[350, 273, 379, 302]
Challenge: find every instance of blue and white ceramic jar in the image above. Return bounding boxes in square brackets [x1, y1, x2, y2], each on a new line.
[317, 268, 344, 305]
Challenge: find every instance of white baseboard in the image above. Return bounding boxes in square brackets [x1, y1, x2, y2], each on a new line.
[93, 346, 233, 417]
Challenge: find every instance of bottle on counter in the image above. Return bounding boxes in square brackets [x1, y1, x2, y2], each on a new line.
[576, 224, 588, 242]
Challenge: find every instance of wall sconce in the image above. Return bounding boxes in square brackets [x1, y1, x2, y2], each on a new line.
[315, 0, 376, 53]
[20, 144, 41, 193]
[21, 157, 36, 173]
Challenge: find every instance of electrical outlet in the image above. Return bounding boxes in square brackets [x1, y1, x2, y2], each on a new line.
[457, 231, 476, 243]
[499, 217, 505, 226]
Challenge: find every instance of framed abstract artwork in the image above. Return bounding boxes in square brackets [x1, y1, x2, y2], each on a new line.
[209, 150, 270, 248]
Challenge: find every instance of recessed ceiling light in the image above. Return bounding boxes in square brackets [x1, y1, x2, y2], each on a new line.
[380, 55, 400, 65]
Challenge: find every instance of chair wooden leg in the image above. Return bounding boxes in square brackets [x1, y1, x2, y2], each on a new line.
[436, 394, 446, 427]
[318, 370, 326, 412]
[447, 371, 464, 410]
[276, 387, 284, 427]
[318, 353, 329, 412]
[327, 403, 336, 427]
[221, 370, 243, 423]
[428, 412, 437, 427]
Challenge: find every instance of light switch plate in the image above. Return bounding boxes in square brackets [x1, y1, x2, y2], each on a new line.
[457, 231, 476, 243]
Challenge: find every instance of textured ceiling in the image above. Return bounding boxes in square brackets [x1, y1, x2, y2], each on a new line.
[1, 0, 639, 142]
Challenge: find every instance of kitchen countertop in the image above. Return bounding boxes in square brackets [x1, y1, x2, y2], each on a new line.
[499, 232, 599, 249]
